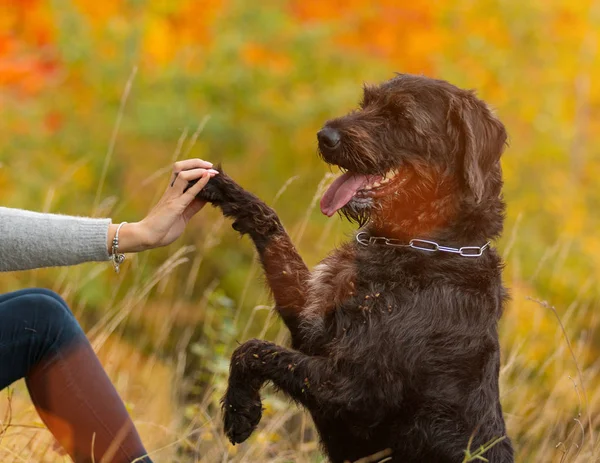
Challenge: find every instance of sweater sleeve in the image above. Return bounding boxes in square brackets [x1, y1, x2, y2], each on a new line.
[0, 207, 112, 272]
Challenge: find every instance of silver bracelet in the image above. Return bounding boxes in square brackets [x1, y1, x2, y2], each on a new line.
[111, 222, 127, 274]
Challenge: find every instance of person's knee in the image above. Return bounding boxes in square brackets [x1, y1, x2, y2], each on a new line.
[27, 288, 73, 317]
[0, 290, 87, 383]
[23, 293, 85, 352]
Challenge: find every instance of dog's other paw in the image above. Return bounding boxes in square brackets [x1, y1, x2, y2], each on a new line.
[222, 387, 263, 444]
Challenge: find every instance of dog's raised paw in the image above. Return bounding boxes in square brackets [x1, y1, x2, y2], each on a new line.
[191, 174, 226, 204]
[222, 390, 263, 444]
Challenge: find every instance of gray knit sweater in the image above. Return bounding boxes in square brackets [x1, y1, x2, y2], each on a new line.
[0, 207, 111, 272]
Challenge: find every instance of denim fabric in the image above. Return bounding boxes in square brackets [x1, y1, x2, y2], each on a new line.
[0, 288, 153, 463]
[0, 288, 84, 389]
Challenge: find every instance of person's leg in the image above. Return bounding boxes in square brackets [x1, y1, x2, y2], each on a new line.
[0, 288, 153, 463]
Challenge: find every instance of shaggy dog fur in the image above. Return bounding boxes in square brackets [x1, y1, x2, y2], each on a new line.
[195, 74, 514, 462]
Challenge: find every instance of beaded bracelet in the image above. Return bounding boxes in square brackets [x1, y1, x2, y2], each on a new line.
[111, 222, 127, 274]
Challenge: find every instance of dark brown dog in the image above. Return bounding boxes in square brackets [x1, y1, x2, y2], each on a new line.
[195, 74, 514, 462]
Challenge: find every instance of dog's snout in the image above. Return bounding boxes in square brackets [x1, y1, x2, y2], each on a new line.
[317, 127, 341, 149]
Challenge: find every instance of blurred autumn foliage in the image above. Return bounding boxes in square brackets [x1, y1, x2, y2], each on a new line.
[2, 0, 600, 461]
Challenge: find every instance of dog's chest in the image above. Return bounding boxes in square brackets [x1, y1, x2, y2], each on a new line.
[303, 245, 359, 319]
[303, 246, 415, 322]
[303, 245, 412, 317]
[304, 265, 352, 319]
[303, 246, 495, 329]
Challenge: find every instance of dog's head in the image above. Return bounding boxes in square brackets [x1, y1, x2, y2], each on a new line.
[318, 74, 507, 238]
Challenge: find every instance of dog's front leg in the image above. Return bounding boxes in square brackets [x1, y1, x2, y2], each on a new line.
[222, 338, 337, 444]
[195, 172, 310, 343]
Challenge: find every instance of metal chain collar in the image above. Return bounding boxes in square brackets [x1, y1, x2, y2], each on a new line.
[356, 231, 491, 258]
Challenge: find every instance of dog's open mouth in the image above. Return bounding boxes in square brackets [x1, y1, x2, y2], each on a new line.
[320, 167, 413, 217]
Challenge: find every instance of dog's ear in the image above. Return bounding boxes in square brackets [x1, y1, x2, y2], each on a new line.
[448, 93, 507, 202]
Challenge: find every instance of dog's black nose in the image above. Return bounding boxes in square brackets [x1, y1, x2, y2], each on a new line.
[317, 127, 341, 149]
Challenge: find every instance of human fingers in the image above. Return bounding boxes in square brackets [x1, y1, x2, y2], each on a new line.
[181, 176, 210, 221]
[172, 158, 213, 175]
[182, 197, 207, 222]
[179, 172, 211, 221]
[184, 170, 213, 198]
[171, 168, 218, 192]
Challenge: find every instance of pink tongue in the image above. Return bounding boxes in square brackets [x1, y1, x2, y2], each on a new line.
[320, 173, 371, 217]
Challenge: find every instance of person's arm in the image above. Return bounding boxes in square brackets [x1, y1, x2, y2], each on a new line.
[0, 159, 218, 272]
[0, 207, 112, 271]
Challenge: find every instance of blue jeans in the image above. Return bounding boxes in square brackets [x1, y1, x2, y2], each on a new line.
[0, 288, 153, 463]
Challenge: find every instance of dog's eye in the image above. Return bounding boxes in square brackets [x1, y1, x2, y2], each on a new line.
[381, 101, 408, 121]
[385, 96, 417, 123]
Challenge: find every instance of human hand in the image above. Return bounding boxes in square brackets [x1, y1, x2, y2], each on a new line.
[107, 159, 219, 253]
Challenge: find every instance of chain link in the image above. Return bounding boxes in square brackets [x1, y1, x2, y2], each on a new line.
[355, 232, 490, 258]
